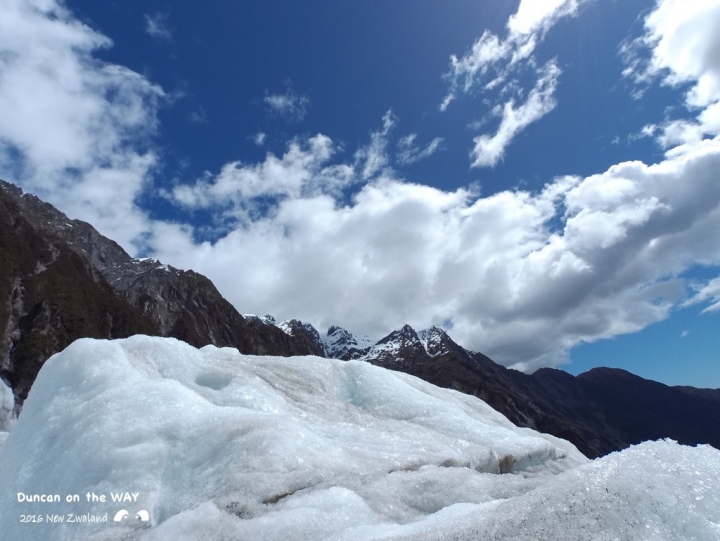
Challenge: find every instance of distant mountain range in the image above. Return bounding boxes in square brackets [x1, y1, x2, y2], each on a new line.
[2, 178, 719, 458]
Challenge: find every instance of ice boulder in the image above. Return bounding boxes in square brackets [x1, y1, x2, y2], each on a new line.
[0, 336, 582, 539]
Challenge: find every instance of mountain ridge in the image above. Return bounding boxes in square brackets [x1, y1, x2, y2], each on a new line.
[2, 178, 718, 459]
[0, 179, 321, 404]
[252, 317, 720, 457]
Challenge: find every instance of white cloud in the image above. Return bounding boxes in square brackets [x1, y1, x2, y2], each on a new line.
[624, 0, 720, 146]
[685, 276, 720, 314]
[471, 60, 560, 167]
[172, 134, 355, 224]
[144, 12, 172, 41]
[264, 89, 310, 122]
[396, 134, 444, 165]
[0, 0, 163, 250]
[442, 0, 588, 109]
[443, 0, 588, 168]
[508, 0, 587, 36]
[253, 132, 266, 146]
[354, 110, 396, 179]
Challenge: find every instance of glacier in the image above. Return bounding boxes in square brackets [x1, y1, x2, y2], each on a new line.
[0, 336, 718, 540]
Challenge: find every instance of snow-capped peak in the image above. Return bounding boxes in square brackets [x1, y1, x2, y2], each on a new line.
[322, 326, 374, 360]
[242, 314, 277, 325]
[418, 325, 452, 357]
[278, 319, 321, 341]
[375, 324, 421, 348]
[363, 324, 426, 362]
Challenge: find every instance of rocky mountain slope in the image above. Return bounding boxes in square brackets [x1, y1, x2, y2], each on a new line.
[0, 180, 320, 405]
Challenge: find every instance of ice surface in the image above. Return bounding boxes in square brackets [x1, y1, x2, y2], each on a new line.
[399, 439, 720, 541]
[0, 336, 718, 540]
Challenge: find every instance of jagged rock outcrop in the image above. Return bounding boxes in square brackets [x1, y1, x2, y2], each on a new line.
[276, 319, 326, 357]
[322, 325, 373, 360]
[0, 180, 319, 406]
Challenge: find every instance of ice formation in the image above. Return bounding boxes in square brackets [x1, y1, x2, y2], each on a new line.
[0, 336, 718, 540]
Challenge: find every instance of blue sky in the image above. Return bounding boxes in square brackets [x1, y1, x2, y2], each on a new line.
[1, 0, 720, 387]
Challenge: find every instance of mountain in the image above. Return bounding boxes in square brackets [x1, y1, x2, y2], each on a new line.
[321, 325, 374, 360]
[2, 178, 718, 460]
[0, 179, 320, 405]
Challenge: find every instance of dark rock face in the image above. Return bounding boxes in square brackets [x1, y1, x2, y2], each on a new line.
[572, 368, 720, 451]
[0, 180, 319, 406]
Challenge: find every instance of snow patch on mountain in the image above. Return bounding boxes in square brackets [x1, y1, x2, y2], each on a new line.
[418, 326, 452, 357]
[242, 313, 277, 325]
[277, 319, 320, 341]
[323, 325, 374, 360]
[243, 318, 457, 362]
[324, 323, 457, 363]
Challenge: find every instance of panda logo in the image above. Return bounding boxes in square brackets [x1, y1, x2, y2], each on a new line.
[113, 509, 150, 522]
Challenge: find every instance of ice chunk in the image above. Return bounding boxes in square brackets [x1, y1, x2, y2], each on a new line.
[0, 336, 582, 539]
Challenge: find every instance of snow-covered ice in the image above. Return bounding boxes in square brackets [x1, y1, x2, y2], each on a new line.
[0, 336, 718, 540]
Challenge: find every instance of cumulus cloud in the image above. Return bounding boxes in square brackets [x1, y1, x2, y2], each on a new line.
[0, 0, 163, 249]
[158, 133, 720, 371]
[396, 134, 444, 165]
[509, 0, 589, 36]
[172, 134, 355, 225]
[471, 60, 560, 167]
[264, 88, 310, 122]
[144, 12, 172, 41]
[443, 0, 589, 168]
